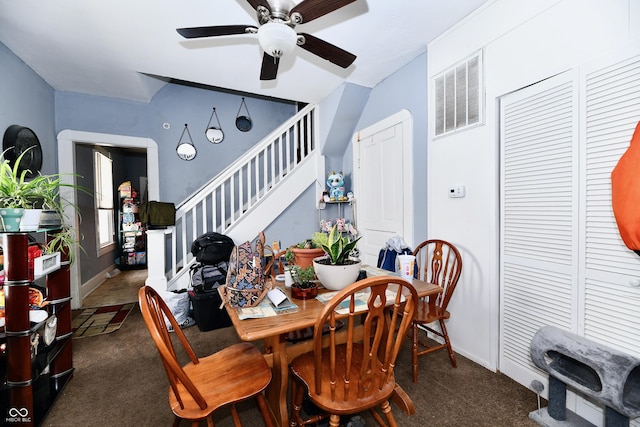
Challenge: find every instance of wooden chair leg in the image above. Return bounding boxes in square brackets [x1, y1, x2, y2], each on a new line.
[289, 378, 304, 427]
[369, 406, 387, 426]
[173, 415, 181, 427]
[412, 322, 419, 383]
[206, 415, 215, 427]
[380, 400, 398, 427]
[256, 392, 275, 427]
[230, 404, 241, 426]
[329, 414, 341, 427]
[439, 319, 457, 368]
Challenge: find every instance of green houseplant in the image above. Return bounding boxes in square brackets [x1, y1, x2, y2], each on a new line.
[289, 265, 318, 300]
[289, 238, 325, 269]
[311, 224, 362, 291]
[0, 148, 88, 262]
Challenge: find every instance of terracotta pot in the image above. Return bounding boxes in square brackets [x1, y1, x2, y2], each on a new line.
[291, 283, 318, 300]
[291, 247, 325, 269]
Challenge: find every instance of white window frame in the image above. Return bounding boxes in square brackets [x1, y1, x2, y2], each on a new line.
[94, 150, 115, 256]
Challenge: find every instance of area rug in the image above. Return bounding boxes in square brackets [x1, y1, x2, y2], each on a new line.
[72, 303, 136, 339]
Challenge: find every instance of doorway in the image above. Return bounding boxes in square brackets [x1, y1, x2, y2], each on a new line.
[352, 110, 414, 266]
[57, 130, 160, 309]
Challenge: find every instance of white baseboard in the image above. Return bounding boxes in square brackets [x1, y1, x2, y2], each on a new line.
[81, 264, 116, 301]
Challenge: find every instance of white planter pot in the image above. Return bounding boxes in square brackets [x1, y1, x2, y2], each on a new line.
[313, 257, 362, 291]
[20, 208, 43, 231]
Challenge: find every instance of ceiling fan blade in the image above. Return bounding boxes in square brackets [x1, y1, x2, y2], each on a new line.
[298, 33, 356, 68]
[291, 0, 356, 24]
[176, 25, 256, 39]
[260, 53, 280, 80]
[246, 0, 271, 12]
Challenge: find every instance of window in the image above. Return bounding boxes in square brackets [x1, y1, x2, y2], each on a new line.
[434, 51, 483, 136]
[94, 150, 115, 253]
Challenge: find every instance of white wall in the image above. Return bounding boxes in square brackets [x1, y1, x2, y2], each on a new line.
[427, 0, 639, 370]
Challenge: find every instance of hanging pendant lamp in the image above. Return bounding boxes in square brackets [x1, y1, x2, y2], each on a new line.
[176, 124, 197, 161]
[235, 97, 252, 132]
[205, 107, 224, 143]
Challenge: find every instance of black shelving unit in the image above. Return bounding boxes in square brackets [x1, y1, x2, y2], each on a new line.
[0, 231, 74, 426]
[117, 181, 146, 269]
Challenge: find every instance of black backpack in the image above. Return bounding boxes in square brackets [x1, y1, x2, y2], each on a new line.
[190, 232, 235, 265]
[190, 261, 228, 293]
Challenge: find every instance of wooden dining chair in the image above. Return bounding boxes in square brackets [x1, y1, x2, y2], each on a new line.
[410, 239, 462, 383]
[289, 276, 418, 427]
[138, 286, 274, 427]
[264, 248, 287, 277]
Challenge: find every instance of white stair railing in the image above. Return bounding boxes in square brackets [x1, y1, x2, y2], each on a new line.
[146, 104, 318, 291]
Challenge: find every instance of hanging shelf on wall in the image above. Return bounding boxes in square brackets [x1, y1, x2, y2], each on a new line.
[235, 97, 252, 132]
[205, 107, 224, 143]
[176, 124, 197, 161]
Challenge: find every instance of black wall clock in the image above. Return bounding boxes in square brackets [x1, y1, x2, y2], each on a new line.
[3, 125, 43, 178]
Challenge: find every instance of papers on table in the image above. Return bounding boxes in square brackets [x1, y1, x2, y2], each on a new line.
[237, 289, 299, 320]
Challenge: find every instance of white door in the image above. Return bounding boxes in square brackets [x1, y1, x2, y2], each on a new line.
[499, 49, 640, 426]
[499, 71, 580, 390]
[352, 110, 413, 266]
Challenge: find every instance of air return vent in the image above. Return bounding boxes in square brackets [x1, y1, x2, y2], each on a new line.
[434, 51, 483, 136]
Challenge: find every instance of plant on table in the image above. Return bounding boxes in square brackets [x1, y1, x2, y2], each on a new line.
[311, 224, 361, 266]
[289, 264, 318, 299]
[289, 238, 325, 269]
[312, 224, 363, 291]
[290, 265, 316, 289]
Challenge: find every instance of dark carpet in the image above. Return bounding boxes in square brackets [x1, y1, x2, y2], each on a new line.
[43, 306, 541, 426]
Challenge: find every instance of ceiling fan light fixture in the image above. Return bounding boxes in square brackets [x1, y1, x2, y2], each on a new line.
[258, 22, 297, 58]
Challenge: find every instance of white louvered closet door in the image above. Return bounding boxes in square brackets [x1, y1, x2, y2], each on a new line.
[499, 50, 640, 426]
[499, 72, 579, 390]
[579, 53, 640, 424]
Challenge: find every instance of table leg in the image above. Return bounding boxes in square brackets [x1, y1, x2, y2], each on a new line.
[264, 334, 289, 427]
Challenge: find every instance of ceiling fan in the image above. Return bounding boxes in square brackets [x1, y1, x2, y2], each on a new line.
[177, 0, 357, 80]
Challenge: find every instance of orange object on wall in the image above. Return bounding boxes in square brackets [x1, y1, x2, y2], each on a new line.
[611, 121, 640, 255]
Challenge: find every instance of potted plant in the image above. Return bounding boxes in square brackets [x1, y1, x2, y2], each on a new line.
[290, 238, 325, 269]
[0, 148, 88, 261]
[312, 224, 362, 291]
[289, 265, 318, 300]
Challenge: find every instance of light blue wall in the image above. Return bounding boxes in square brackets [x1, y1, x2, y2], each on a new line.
[1, 38, 429, 275]
[0, 42, 57, 175]
[354, 53, 428, 244]
[56, 84, 297, 204]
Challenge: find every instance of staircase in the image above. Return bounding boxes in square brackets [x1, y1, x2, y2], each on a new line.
[146, 104, 321, 291]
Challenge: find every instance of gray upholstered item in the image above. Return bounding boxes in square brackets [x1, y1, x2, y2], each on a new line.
[530, 325, 640, 426]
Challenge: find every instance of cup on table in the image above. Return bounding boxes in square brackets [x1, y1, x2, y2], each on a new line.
[397, 254, 415, 283]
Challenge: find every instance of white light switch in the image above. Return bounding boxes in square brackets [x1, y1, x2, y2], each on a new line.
[449, 185, 466, 198]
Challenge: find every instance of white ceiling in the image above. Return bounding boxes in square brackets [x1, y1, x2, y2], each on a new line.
[0, 0, 488, 104]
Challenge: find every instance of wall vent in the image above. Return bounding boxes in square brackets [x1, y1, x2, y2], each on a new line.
[434, 51, 483, 136]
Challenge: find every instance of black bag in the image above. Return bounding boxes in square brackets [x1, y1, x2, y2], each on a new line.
[139, 201, 176, 228]
[190, 261, 228, 293]
[190, 232, 235, 265]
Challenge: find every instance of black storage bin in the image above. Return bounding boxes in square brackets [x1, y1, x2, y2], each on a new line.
[188, 289, 232, 331]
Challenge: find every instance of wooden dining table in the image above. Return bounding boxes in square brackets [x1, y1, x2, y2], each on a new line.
[220, 266, 443, 427]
